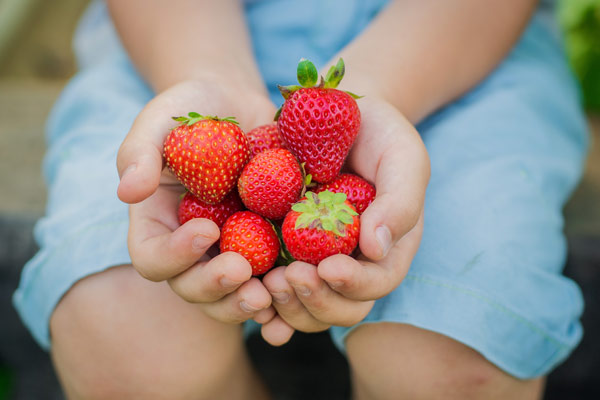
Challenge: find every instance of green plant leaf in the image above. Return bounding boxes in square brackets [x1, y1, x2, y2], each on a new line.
[278, 84, 302, 100]
[317, 190, 335, 202]
[297, 58, 319, 88]
[332, 192, 347, 204]
[337, 211, 354, 225]
[324, 58, 345, 89]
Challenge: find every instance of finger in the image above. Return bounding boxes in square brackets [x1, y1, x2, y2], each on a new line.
[116, 96, 176, 204]
[253, 306, 277, 325]
[261, 315, 295, 347]
[168, 251, 253, 303]
[348, 98, 430, 260]
[116, 82, 278, 204]
[262, 267, 330, 332]
[200, 277, 272, 324]
[318, 213, 424, 301]
[285, 261, 374, 326]
[128, 188, 221, 281]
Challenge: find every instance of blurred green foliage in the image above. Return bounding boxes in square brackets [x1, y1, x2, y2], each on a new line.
[0, 366, 12, 400]
[559, 0, 600, 110]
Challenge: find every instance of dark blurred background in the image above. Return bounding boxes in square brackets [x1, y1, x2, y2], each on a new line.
[0, 0, 599, 399]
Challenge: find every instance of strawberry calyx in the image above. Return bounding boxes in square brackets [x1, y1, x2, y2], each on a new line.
[172, 112, 239, 126]
[274, 58, 362, 120]
[291, 190, 358, 237]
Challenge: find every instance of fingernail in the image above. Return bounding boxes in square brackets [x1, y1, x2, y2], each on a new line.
[121, 163, 137, 180]
[271, 292, 290, 304]
[375, 225, 392, 258]
[192, 234, 215, 252]
[220, 277, 240, 288]
[240, 301, 262, 313]
[293, 285, 311, 297]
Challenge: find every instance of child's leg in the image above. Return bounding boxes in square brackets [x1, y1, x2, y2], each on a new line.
[50, 265, 268, 400]
[346, 323, 544, 400]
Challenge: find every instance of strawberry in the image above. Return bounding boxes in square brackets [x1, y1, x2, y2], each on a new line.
[276, 58, 361, 183]
[178, 191, 244, 228]
[220, 211, 280, 275]
[282, 190, 360, 265]
[245, 123, 287, 157]
[237, 148, 304, 220]
[164, 113, 250, 204]
[314, 173, 375, 214]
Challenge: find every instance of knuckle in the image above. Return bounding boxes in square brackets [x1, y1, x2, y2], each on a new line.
[132, 264, 163, 283]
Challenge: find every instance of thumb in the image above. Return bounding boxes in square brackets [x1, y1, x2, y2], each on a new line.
[356, 137, 429, 261]
[359, 190, 423, 261]
[346, 98, 430, 260]
[116, 93, 179, 204]
[116, 138, 164, 204]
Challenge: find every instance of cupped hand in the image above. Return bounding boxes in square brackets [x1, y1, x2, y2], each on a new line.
[117, 79, 279, 324]
[261, 97, 430, 342]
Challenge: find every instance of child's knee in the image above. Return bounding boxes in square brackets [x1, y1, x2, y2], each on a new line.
[49, 265, 251, 400]
[345, 322, 544, 400]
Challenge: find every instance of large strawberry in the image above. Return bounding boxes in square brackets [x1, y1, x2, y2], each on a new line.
[282, 190, 360, 265]
[276, 58, 361, 183]
[178, 191, 244, 228]
[220, 211, 280, 275]
[164, 113, 250, 204]
[238, 148, 304, 220]
[245, 123, 287, 157]
[314, 173, 375, 214]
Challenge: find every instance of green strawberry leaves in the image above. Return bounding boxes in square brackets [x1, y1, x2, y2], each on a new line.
[323, 58, 345, 89]
[276, 57, 363, 106]
[291, 190, 358, 236]
[172, 112, 239, 126]
[297, 58, 319, 88]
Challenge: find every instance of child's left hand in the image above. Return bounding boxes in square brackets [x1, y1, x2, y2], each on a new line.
[260, 97, 430, 345]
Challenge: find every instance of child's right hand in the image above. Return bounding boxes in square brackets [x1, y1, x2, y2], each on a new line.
[116, 79, 279, 325]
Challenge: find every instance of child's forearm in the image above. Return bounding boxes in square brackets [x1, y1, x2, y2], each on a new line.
[106, 0, 266, 95]
[332, 0, 538, 124]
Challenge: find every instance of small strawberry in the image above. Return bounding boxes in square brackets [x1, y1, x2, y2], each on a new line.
[282, 190, 360, 265]
[245, 123, 287, 157]
[238, 148, 304, 220]
[164, 113, 250, 204]
[314, 173, 375, 214]
[276, 58, 361, 183]
[178, 191, 244, 228]
[220, 211, 280, 275]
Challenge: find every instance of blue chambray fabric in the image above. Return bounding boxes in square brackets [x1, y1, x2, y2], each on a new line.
[14, 0, 587, 379]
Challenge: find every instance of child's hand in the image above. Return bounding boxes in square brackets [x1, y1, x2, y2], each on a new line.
[116, 79, 278, 324]
[261, 98, 430, 342]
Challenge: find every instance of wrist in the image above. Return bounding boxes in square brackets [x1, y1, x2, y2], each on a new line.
[323, 62, 425, 125]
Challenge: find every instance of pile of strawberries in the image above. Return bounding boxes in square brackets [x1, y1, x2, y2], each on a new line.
[163, 59, 376, 275]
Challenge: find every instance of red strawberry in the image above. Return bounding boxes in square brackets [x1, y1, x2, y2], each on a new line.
[245, 123, 287, 157]
[164, 113, 250, 204]
[276, 58, 361, 183]
[282, 190, 360, 265]
[314, 173, 375, 214]
[220, 211, 280, 275]
[178, 191, 244, 228]
[238, 148, 304, 220]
